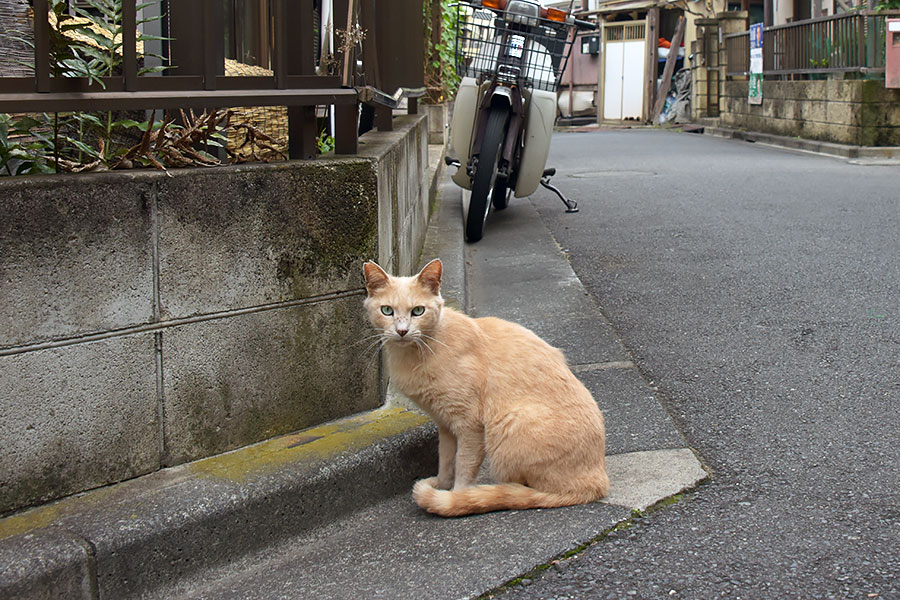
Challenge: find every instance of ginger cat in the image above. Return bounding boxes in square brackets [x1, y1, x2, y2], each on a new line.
[363, 258, 608, 517]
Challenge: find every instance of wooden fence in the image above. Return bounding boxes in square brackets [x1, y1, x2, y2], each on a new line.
[0, 0, 426, 160]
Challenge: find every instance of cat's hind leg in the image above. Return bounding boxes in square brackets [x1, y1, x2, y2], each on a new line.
[528, 462, 609, 501]
[451, 427, 485, 489]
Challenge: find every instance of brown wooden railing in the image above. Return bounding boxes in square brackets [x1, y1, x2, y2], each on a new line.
[725, 10, 900, 77]
[0, 0, 424, 160]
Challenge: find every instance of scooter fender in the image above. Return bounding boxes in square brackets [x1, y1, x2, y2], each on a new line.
[449, 77, 480, 190]
[450, 80, 513, 190]
[514, 88, 557, 198]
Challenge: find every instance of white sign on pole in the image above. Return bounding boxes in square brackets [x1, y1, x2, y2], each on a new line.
[749, 23, 763, 105]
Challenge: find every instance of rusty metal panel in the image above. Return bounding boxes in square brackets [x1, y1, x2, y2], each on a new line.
[887, 19, 900, 88]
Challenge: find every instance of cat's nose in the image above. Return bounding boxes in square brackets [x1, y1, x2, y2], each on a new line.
[396, 328, 408, 337]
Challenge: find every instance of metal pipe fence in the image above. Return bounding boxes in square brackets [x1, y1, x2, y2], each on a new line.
[724, 10, 900, 77]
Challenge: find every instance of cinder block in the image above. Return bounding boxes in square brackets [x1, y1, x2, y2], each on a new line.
[800, 100, 828, 123]
[800, 121, 859, 145]
[424, 103, 449, 145]
[825, 101, 859, 126]
[155, 160, 379, 319]
[161, 296, 380, 465]
[762, 97, 785, 119]
[0, 175, 154, 347]
[867, 125, 900, 146]
[0, 334, 159, 514]
[825, 80, 860, 103]
[765, 117, 799, 138]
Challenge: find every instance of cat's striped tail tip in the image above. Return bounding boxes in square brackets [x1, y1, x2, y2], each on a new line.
[412, 478, 455, 516]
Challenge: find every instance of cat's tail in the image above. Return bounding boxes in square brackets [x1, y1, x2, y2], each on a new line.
[412, 479, 604, 517]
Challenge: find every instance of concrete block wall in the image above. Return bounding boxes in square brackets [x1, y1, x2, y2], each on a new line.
[0, 113, 432, 516]
[720, 79, 900, 146]
[361, 115, 432, 277]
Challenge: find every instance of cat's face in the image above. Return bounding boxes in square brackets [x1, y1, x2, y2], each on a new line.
[363, 259, 444, 347]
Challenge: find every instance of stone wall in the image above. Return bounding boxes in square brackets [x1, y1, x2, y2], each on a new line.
[0, 114, 432, 516]
[720, 79, 900, 146]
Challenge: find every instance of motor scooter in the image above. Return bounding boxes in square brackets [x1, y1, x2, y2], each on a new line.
[444, 0, 595, 242]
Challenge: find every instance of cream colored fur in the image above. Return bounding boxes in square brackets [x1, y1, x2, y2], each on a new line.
[363, 258, 608, 517]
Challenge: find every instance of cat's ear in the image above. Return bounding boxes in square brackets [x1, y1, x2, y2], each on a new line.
[417, 259, 443, 295]
[363, 261, 390, 295]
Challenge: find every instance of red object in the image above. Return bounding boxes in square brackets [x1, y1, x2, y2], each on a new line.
[658, 37, 671, 48]
[887, 19, 900, 88]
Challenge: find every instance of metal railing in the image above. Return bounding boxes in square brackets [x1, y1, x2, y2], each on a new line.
[725, 10, 900, 77]
[0, 0, 381, 159]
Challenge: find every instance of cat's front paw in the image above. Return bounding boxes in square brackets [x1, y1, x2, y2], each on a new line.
[419, 476, 452, 490]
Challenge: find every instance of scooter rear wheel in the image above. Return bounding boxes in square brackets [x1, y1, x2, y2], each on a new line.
[466, 104, 509, 242]
[491, 178, 510, 211]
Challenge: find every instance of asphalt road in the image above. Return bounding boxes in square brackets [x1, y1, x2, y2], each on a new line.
[491, 130, 900, 600]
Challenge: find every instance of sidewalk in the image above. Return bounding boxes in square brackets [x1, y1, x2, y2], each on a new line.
[699, 124, 900, 163]
[1, 169, 707, 600]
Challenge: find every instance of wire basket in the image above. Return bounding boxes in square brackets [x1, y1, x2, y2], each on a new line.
[455, 4, 575, 93]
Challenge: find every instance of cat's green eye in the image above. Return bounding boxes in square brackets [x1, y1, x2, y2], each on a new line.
[411, 306, 426, 317]
[380, 306, 394, 316]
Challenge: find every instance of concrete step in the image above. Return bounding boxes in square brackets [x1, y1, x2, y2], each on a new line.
[181, 450, 705, 600]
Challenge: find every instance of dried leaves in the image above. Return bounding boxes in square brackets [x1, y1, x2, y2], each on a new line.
[52, 108, 285, 174]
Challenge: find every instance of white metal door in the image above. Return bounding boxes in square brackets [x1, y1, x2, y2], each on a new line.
[602, 22, 646, 121]
[603, 42, 624, 120]
[621, 40, 645, 119]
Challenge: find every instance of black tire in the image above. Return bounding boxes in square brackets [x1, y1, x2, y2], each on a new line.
[466, 104, 509, 242]
[491, 176, 510, 211]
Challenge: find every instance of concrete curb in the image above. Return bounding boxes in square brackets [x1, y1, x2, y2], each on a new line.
[701, 125, 900, 161]
[0, 407, 438, 600]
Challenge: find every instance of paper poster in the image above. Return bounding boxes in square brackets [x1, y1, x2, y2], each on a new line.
[749, 23, 763, 105]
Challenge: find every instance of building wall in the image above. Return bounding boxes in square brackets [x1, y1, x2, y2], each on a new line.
[0, 114, 433, 516]
[720, 79, 900, 146]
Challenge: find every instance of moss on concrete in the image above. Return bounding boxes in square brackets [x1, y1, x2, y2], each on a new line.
[187, 407, 430, 482]
[0, 406, 430, 541]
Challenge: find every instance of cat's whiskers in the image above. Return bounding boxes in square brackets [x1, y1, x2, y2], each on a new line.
[359, 332, 390, 361]
[412, 336, 432, 361]
[362, 337, 389, 369]
[418, 333, 448, 349]
[352, 331, 388, 348]
[409, 334, 437, 358]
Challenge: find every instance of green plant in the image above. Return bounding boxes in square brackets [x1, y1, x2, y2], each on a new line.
[0, 114, 55, 176]
[809, 36, 832, 69]
[0, 1, 298, 176]
[0, 1, 230, 176]
[424, 0, 460, 103]
[317, 129, 336, 154]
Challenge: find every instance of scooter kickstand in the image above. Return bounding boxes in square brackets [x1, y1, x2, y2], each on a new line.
[540, 168, 579, 213]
